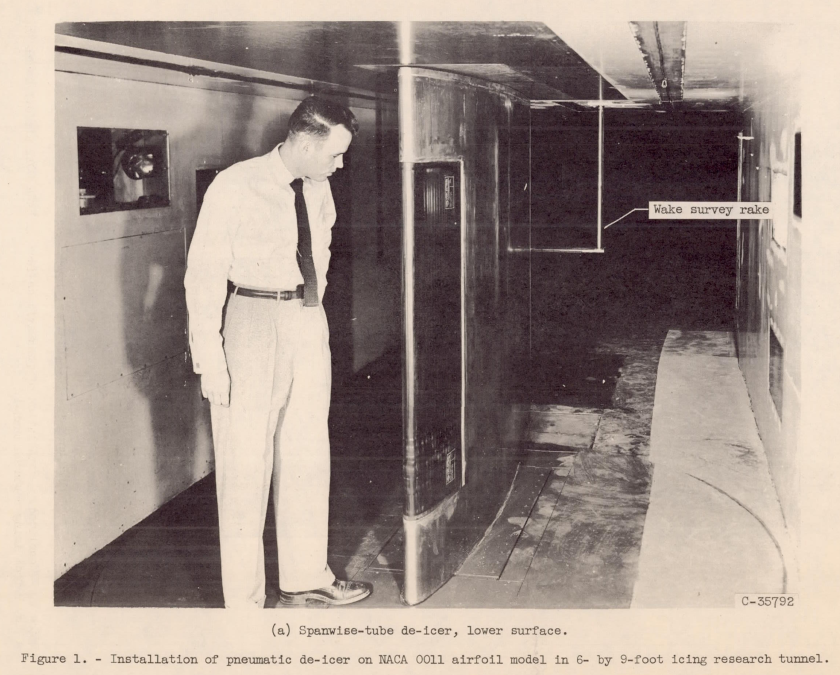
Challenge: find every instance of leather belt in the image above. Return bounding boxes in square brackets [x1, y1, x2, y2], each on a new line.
[230, 282, 304, 301]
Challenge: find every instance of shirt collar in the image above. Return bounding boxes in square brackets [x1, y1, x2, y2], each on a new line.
[269, 143, 298, 188]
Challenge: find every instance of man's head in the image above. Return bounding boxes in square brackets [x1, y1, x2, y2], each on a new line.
[282, 97, 358, 182]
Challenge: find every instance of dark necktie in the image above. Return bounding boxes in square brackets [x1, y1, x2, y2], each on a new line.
[290, 178, 319, 307]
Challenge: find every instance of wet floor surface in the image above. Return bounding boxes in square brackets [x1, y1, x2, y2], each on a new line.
[54, 331, 789, 609]
[423, 336, 662, 609]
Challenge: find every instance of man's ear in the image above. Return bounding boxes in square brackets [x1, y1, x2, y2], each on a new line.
[299, 135, 320, 155]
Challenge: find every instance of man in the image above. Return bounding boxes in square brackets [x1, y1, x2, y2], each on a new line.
[184, 97, 372, 608]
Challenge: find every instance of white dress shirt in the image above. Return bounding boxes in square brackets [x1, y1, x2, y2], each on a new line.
[184, 145, 336, 374]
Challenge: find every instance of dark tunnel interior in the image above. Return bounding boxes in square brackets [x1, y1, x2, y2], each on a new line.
[527, 108, 741, 345]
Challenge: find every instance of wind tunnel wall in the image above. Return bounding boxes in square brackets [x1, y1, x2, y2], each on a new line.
[735, 25, 802, 545]
[54, 44, 399, 580]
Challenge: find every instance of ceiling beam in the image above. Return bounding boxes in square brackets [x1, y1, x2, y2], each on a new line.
[629, 21, 687, 106]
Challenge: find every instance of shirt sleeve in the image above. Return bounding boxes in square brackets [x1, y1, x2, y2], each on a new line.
[184, 174, 238, 374]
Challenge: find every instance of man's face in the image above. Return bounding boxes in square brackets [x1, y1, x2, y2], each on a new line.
[302, 125, 353, 182]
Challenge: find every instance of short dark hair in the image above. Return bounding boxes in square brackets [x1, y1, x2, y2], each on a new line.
[287, 97, 359, 139]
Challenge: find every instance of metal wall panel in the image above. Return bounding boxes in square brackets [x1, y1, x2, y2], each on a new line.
[60, 231, 187, 399]
[54, 60, 399, 578]
[55, 356, 213, 578]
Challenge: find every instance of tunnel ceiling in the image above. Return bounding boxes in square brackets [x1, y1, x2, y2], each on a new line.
[56, 21, 777, 111]
[549, 21, 782, 111]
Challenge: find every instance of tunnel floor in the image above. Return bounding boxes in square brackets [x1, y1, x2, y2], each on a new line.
[54, 330, 792, 608]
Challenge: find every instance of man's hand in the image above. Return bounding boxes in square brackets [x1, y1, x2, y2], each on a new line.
[201, 369, 231, 407]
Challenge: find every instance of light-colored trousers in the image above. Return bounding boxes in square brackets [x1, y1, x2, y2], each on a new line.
[210, 293, 335, 608]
